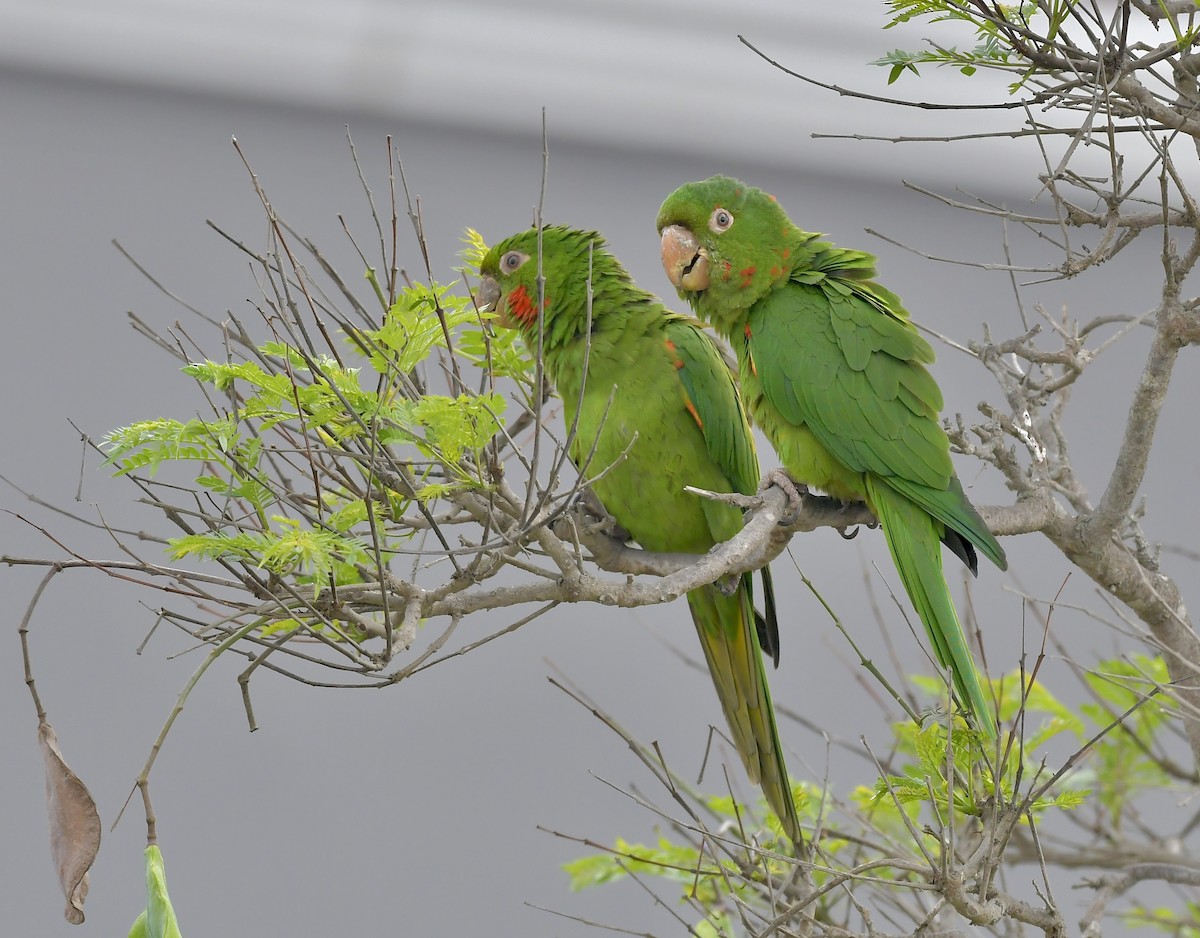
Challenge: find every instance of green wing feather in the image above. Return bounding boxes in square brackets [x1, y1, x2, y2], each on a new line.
[750, 281, 1005, 570]
[749, 270, 1002, 734]
[666, 316, 758, 498]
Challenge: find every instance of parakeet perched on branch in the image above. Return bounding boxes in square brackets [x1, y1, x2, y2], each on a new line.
[657, 176, 1006, 736]
[477, 225, 801, 843]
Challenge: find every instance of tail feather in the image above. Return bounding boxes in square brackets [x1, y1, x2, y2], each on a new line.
[888, 474, 1006, 572]
[866, 478, 998, 737]
[687, 581, 802, 846]
[941, 528, 978, 577]
[754, 566, 781, 668]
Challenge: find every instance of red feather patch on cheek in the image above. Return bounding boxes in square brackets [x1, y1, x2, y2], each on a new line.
[505, 284, 549, 326]
[505, 284, 537, 325]
[739, 266, 756, 289]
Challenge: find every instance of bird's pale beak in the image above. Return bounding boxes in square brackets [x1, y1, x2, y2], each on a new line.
[476, 275, 521, 329]
[475, 276, 501, 313]
[660, 225, 710, 292]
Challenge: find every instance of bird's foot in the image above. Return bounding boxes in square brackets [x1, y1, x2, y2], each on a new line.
[758, 467, 809, 525]
[569, 489, 631, 541]
[715, 573, 740, 597]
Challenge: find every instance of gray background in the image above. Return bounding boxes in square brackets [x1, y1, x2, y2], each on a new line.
[2, 2, 1195, 935]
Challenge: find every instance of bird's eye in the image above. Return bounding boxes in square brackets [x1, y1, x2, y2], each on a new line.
[709, 208, 734, 232]
[501, 251, 527, 272]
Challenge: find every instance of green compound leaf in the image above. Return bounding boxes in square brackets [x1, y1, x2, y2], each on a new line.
[414, 391, 506, 464]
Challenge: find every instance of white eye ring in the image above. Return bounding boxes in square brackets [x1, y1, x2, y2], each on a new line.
[709, 208, 734, 232]
[501, 251, 527, 271]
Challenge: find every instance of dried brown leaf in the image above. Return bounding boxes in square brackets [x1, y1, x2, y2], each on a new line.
[39, 721, 101, 924]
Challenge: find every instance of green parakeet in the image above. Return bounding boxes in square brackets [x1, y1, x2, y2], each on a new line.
[477, 225, 801, 844]
[657, 176, 1007, 736]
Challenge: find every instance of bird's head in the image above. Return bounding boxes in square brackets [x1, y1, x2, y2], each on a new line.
[656, 175, 798, 328]
[476, 226, 613, 337]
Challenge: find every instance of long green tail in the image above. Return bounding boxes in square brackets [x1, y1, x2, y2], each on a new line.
[866, 478, 998, 737]
[687, 580, 802, 845]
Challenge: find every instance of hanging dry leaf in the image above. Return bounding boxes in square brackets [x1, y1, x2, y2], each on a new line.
[39, 721, 101, 924]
